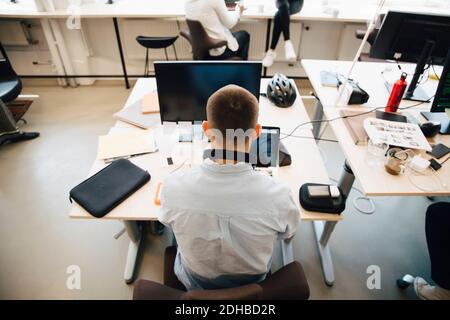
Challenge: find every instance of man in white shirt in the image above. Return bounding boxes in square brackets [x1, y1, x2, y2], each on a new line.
[160, 85, 299, 290]
[184, 0, 250, 60]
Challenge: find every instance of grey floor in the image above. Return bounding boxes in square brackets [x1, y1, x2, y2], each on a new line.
[0, 81, 446, 299]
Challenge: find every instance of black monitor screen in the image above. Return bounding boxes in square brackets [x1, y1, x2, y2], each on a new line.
[154, 61, 262, 123]
[432, 49, 450, 113]
[392, 18, 450, 63]
[371, 11, 450, 65]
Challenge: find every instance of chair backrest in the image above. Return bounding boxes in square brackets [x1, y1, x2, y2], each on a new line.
[180, 19, 227, 60]
[181, 284, 263, 300]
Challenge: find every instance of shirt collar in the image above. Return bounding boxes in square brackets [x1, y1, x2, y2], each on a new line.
[202, 158, 253, 174]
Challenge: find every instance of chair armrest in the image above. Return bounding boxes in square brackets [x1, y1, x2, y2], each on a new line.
[259, 261, 310, 300]
[133, 279, 184, 300]
[180, 29, 192, 44]
[355, 29, 367, 40]
[206, 38, 228, 50]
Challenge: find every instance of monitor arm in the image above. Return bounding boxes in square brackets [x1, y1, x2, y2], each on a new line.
[405, 40, 435, 102]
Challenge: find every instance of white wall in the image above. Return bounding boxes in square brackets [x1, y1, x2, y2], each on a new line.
[1, 16, 367, 80]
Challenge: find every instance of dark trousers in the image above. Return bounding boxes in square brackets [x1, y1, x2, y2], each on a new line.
[270, 0, 303, 50]
[426, 202, 450, 290]
[209, 31, 250, 60]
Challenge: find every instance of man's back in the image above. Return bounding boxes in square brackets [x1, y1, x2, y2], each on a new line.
[160, 159, 299, 290]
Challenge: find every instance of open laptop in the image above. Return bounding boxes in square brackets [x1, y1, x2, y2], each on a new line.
[250, 126, 281, 177]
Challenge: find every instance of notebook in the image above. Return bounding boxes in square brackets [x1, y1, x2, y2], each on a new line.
[114, 99, 160, 129]
[141, 91, 160, 114]
[69, 159, 150, 218]
[97, 130, 157, 161]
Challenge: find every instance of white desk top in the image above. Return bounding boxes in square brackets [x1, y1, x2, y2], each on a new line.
[323, 107, 450, 196]
[3, 1, 443, 22]
[69, 78, 341, 222]
[302, 59, 441, 110]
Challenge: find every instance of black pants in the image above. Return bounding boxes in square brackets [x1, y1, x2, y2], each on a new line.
[426, 202, 450, 290]
[270, 0, 303, 50]
[209, 31, 250, 60]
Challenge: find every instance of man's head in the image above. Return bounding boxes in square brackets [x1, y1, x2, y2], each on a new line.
[202, 85, 261, 151]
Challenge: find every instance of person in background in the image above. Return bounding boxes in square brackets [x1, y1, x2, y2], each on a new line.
[0, 99, 39, 146]
[160, 85, 299, 290]
[262, 0, 304, 67]
[185, 0, 250, 60]
[414, 202, 450, 300]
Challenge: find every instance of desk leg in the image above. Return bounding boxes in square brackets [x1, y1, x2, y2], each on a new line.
[113, 17, 130, 89]
[312, 99, 324, 139]
[281, 237, 294, 266]
[263, 19, 272, 78]
[313, 220, 337, 286]
[123, 220, 143, 284]
[314, 161, 355, 286]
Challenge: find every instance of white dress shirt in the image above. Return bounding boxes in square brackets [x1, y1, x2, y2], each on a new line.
[159, 158, 299, 290]
[184, 0, 241, 56]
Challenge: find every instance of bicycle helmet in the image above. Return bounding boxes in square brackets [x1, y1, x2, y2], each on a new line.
[266, 73, 297, 108]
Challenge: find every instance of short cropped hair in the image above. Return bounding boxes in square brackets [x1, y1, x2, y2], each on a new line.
[206, 85, 259, 136]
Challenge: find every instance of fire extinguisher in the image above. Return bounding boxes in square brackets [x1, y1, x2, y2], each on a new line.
[386, 72, 408, 112]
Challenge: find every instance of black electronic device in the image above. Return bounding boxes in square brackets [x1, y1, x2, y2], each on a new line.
[421, 48, 450, 134]
[371, 11, 450, 102]
[154, 61, 262, 123]
[427, 143, 450, 159]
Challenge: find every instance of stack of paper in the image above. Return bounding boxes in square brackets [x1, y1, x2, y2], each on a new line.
[363, 118, 432, 151]
[97, 130, 158, 161]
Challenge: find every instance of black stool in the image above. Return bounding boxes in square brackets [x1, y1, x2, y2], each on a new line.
[136, 36, 178, 77]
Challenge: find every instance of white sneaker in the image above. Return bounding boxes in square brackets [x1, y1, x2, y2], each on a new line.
[414, 277, 450, 300]
[262, 50, 276, 67]
[284, 40, 296, 61]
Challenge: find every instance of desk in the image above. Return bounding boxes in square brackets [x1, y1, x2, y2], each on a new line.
[302, 59, 450, 285]
[69, 78, 340, 284]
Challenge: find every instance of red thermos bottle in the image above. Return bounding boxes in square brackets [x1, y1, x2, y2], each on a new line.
[386, 72, 408, 112]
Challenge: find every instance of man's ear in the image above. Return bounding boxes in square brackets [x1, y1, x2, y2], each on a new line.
[202, 121, 210, 137]
[255, 123, 262, 138]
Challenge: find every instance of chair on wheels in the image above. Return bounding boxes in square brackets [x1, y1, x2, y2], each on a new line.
[0, 43, 22, 105]
[0, 42, 39, 146]
[180, 19, 242, 61]
[136, 36, 179, 77]
[133, 246, 310, 300]
[355, 14, 385, 62]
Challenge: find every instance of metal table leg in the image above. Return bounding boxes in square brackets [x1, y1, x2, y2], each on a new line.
[312, 99, 324, 139]
[314, 160, 355, 286]
[123, 220, 143, 284]
[263, 19, 272, 78]
[313, 220, 337, 286]
[113, 17, 130, 89]
[281, 237, 294, 266]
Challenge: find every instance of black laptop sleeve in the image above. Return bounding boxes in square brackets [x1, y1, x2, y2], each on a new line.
[69, 159, 150, 218]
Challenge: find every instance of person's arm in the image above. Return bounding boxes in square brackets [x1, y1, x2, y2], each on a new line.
[278, 190, 300, 240]
[212, 0, 241, 29]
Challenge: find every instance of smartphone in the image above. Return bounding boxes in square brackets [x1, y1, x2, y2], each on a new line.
[428, 143, 450, 159]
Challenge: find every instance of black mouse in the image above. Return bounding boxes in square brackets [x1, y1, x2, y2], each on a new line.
[419, 121, 441, 137]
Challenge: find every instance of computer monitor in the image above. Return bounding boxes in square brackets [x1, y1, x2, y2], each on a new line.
[370, 11, 450, 102]
[154, 61, 262, 123]
[421, 48, 450, 135]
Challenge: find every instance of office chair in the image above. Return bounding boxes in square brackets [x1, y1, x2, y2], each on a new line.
[180, 20, 242, 61]
[136, 36, 179, 77]
[0, 43, 22, 104]
[0, 42, 39, 146]
[355, 14, 385, 62]
[133, 246, 310, 300]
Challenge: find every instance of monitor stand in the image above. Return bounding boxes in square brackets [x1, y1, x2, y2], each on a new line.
[385, 83, 431, 102]
[421, 112, 450, 135]
[404, 86, 431, 102]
